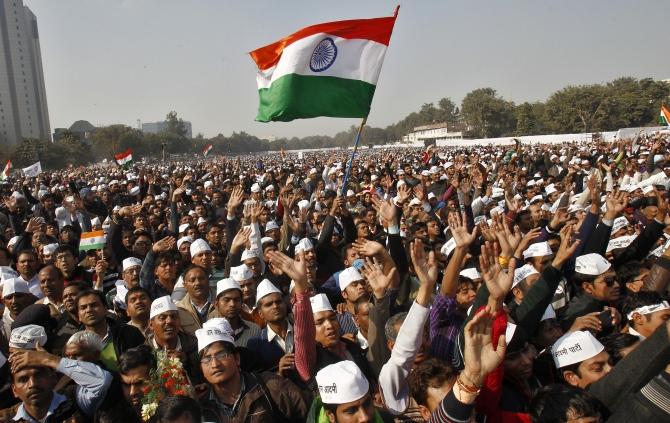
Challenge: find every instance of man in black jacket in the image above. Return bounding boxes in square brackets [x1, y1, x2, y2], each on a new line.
[76, 289, 145, 372]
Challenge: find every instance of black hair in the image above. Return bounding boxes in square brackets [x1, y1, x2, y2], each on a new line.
[622, 291, 667, 327]
[615, 261, 643, 285]
[54, 244, 76, 258]
[125, 286, 151, 304]
[118, 345, 156, 375]
[408, 357, 457, 407]
[528, 384, 607, 423]
[600, 333, 639, 365]
[182, 264, 208, 279]
[153, 396, 202, 423]
[75, 289, 107, 310]
[155, 251, 176, 266]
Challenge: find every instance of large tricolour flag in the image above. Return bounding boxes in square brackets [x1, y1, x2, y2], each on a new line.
[115, 149, 133, 166]
[79, 230, 106, 251]
[250, 6, 399, 122]
[660, 105, 670, 126]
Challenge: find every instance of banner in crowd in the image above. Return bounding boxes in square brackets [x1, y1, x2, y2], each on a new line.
[22, 161, 42, 177]
[115, 149, 133, 166]
[249, 6, 399, 122]
[79, 230, 106, 251]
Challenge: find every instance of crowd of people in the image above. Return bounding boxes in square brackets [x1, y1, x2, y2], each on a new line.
[0, 133, 669, 423]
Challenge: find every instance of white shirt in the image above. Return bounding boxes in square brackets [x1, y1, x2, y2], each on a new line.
[17, 274, 43, 299]
[266, 321, 294, 353]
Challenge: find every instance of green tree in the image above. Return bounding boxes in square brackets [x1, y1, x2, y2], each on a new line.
[165, 111, 188, 138]
[437, 97, 460, 125]
[461, 88, 516, 138]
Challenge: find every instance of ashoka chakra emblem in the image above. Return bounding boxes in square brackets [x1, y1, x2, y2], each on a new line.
[309, 37, 337, 72]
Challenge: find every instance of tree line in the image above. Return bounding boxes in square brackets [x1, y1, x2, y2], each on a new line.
[3, 77, 668, 170]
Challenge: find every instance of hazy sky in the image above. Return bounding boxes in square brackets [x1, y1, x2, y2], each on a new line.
[26, 0, 670, 139]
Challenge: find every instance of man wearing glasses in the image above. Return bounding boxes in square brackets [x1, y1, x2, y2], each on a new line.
[560, 253, 622, 332]
[53, 245, 93, 286]
[197, 318, 309, 422]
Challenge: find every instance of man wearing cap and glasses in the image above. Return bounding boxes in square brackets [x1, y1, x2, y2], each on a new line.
[197, 319, 308, 422]
[560, 253, 622, 331]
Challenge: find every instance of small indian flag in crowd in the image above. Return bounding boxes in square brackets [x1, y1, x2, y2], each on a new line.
[660, 105, 670, 126]
[0, 160, 11, 181]
[115, 148, 133, 166]
[80, 230, 106, 251]
[249, 6, 399, 122]
[203, 144, 213, 157]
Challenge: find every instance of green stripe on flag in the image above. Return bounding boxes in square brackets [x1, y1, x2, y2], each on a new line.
[80, 242, 105, 251]
[256, 73, 376, 122]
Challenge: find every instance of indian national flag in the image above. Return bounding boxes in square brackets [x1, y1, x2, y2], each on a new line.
[660, 105, 670, 126]
[250, 6, 399, 122]
[115, 148, 133, 166]
[203, 144, 213, 157]
[80, 230, 106, 251]
[0, 161, 11, 181]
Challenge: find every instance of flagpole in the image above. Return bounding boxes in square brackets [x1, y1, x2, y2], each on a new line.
[340, 117, 367, 197]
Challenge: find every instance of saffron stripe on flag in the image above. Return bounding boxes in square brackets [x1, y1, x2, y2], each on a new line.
[80, 231, 106, 251]
[250, 13, 397, 70]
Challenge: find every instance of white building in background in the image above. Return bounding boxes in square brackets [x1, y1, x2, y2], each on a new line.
[0, 0, 51, 144]
[402, 123, 463, 146]
[141, 120, 193, 138]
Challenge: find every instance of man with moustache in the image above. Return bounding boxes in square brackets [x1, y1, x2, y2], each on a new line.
[77, 290, 145, 372]
[125, 286, 152, 338]
[35, 265, 65, 318]
[147, 295, 202, 383]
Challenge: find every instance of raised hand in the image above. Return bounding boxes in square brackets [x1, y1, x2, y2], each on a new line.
[361, 256, 397, 299]
[266, 250, 308, 289]
[153, 236, 176, 253]
[449, 212, 478, 248]
[227, 186, 244, 211]
[230, 226, 252, 253]
[479, 241, 513, 307]
[409, 238, 438, 285]
[371, 195, 397, 225]
[330, 196, 344, 217]
[396, 183, 411, 204]
[24, 217, 43, 234]
[604, 190, 629, 219]
[461, 306, 506, 387]
[552, 224, 580, 269]
[514, 227, 542, 258]
[352, 239, 385, 258]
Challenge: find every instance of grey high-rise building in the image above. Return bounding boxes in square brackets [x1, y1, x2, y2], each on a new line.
[0, 0, 51, 145]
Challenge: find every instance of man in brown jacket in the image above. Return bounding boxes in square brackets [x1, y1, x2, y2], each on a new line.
[196, 318, 310, 422]
[176, 265, 217, 336]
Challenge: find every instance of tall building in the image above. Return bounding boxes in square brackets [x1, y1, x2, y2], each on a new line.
[141, 120, 193, 138]
[0, 0, 51, 145]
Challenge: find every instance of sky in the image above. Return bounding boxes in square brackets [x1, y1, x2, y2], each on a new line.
[25, 0, 670, 139]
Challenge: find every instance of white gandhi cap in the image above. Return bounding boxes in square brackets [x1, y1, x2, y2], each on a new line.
[150, 295, 178, 319]
[574, 253, 611, 276]
[551, 330, 604, 368]
[310, 293, 334, 314]
[195, 318, 235, 353]
[255, 279, 281, 304]
[338, 267, 364, 292]
[522, 241, 553, 259]
[316, 360, 369, 404]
